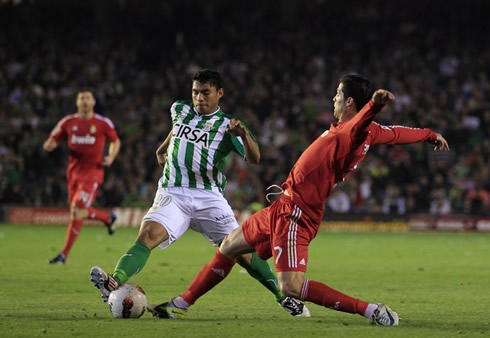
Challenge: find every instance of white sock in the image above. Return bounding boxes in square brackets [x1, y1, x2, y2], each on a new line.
[172, 296, 190, 309]
[363, 303, 378, 318]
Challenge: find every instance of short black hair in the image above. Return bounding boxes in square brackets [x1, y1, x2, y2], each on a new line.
[193, 69, 223, 89]
[340, 75, 375, 111]
[77, 88, 96, 97]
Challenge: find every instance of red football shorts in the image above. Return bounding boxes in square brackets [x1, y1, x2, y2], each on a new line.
[242, 196, 318, 272]
[67, 180, 100, 208]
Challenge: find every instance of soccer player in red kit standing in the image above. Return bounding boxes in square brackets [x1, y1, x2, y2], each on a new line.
[148, 75, 449, 325]
[43, 89, 121, 264]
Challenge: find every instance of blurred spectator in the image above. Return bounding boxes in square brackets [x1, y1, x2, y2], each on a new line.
[429, 189, 452, 215]
[0, 0, 489, 217]
[464, 187, 490, 215]
[382, 185, 406, 215]
[327, 189, 351, 214]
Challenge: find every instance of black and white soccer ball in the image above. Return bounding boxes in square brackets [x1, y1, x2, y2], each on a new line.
[108, 284, 147, 318]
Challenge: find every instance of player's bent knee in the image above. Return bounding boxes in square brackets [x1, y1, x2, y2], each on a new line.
[218, 235, 236, 258]
[219, 232, 254, 260]
[279, 282, 302, 299]
[236, 252, 253, 266]
[278, 272, 304, 299]
[137, 220, 169, 250]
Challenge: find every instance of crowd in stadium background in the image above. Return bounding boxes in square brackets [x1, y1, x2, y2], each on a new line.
[0, 0, 488, 216]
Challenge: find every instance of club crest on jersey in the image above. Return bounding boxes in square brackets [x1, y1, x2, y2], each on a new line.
[202, 121, 214, 132]
[90, 125, 97, 133]
[72, 125, 78, 131]
[173, 123, 209, 148]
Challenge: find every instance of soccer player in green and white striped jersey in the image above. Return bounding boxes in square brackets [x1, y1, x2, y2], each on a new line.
[90, 69, 310, 317]
[160, 97, 253, 193]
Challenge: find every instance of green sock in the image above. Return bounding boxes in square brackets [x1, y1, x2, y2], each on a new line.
[112, 241, 151, 285]
[242, 252, 286, 303]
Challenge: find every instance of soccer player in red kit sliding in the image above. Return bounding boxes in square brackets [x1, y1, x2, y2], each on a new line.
[43, 89, 121, 264]
[148, 75, 449, 325]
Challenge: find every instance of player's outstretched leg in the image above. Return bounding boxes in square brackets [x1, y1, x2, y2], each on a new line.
[299, 279, 400, 325]
[90, 266, 119, 302]
[369, 304, 400, 326]
[149, 250, 236, 319]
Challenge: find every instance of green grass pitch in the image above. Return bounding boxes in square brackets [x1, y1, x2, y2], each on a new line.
[0, 224, 489, 337]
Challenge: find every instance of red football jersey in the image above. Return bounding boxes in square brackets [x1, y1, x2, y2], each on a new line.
[51, 113, 119, 183]
[282, 100, 437, 226]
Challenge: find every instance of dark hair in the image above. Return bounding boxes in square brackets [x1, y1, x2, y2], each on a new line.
[77, 88, 96, 97]
[340, 75, 375, 111]
[193, 69, 223, 89]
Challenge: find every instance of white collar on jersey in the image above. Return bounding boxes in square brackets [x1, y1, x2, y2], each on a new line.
[193, 106, 221, 117]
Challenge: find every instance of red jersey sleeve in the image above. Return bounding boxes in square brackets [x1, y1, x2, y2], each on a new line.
[50, 116, 69, 143]
[369, 122, 437, 145]
[344, 100, 385, 147]
[103, 117, 119, 142]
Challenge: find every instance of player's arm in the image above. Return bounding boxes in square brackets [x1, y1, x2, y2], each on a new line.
[369, 122, 449, 151]
[347, 90, 395, 147]
[43, 136, 59, 152]
[370, 123, 450, 151]
[43, 120, 66, 152]
[156, 131, 173, 168]
[102, 138, 121, 167]
[226, 119, 260, 164]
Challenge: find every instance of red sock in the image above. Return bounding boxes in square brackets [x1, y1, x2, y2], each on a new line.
[61, 219, 83, 258]
[300, 279, 369, 315]
[86, 207, 110, 223]
[181, 251, 236, 305]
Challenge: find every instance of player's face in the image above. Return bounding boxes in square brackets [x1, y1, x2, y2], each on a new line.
[332, 83, 346, 120]
[76, 91, 96, 114]
[192, 81, 223, 115]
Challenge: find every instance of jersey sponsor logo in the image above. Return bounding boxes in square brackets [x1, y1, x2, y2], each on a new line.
[71, 134, 96, 145]
[174, 123, 209, 148]
[215, 213, 235, 225]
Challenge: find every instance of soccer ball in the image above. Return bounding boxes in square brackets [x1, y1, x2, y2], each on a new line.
[108, 284, 147, 318]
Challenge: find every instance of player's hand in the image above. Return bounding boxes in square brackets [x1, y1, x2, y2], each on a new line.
[372, 89, 395, 105]
[102, 155, 115, 167]
[156, 153, 166, 168]
[431, 133, 450, 152]
[43, 137, 58, 152]
[226, 119, 246, 137]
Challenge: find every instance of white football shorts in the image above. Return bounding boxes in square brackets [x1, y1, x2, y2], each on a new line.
[142, 186, 239, 250]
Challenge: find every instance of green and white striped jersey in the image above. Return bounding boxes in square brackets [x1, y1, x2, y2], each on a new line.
[161, 100, 258, 193]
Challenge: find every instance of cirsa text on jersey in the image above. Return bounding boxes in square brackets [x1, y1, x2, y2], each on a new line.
[173, 123, 209, 148]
